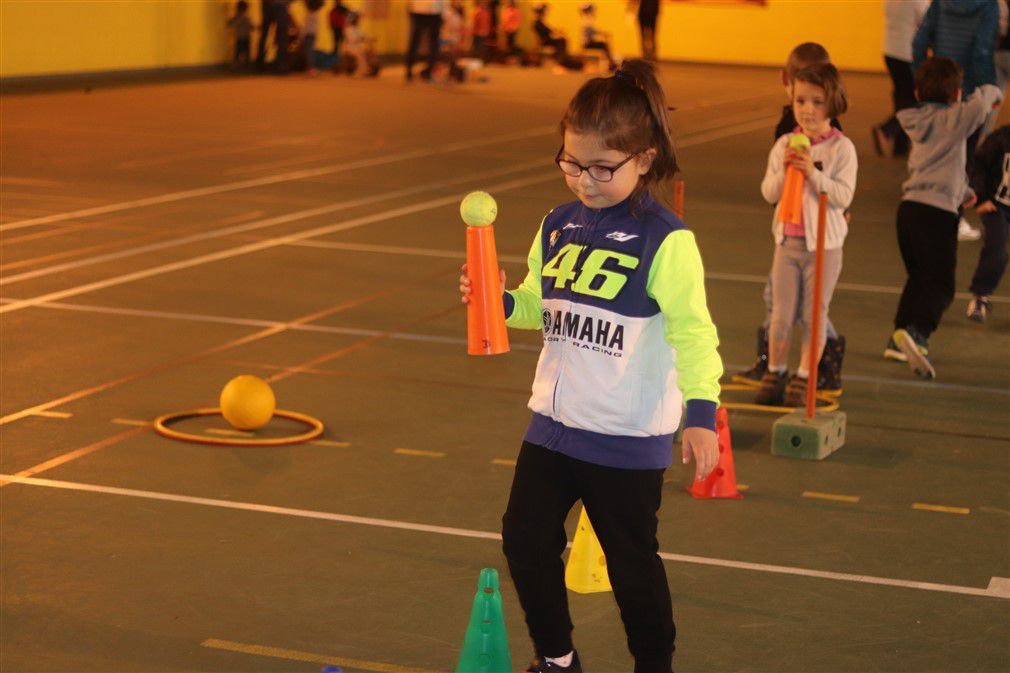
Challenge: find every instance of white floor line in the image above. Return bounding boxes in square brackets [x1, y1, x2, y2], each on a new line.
[2, 113, 772, 287]
[0, 125, 556, 233]
[277, 240, 1010, 305]
[2, 473, 1006, 600]
[116, 134, 327, 170]
[0, 172, 555, 315]
[0, 157, 546, 287]
[0, 115, 777, 314]
[1, 298, 1006, 396]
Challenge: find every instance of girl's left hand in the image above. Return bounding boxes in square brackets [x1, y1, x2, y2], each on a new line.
[681, 426, 719, 482]
[784, 148, 815, 178]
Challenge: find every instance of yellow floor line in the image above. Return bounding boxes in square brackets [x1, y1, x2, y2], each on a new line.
[394, 448, 445, 458]
[112, 418, 150, 427]
[30, 410, 72, 419]
[913, 502, 970, 515]
[803, 491, 860, 503]
[491, 458, 516, 467]
[736, 484, 750, 491]
[312, 439, 351, 447]
[201, 638, 439, 673]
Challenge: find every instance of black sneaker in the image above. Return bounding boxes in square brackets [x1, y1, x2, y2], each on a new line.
[967, 295, 991, 323]
[731, 326, 769, 386]
[883, 335, 908, 362]
[893, 327, 935, 380]
[525, 651, 582, 673]
[755, 369, 789, 406]
[816, 334, 845, 396]
[783, 374, 808, 407]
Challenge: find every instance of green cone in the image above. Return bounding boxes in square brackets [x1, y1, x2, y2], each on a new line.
[455, 568, 512, 673]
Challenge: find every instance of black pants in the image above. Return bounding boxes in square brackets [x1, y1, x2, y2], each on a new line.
[501, 442, 674, 672]
[638, 12, 657, 61]
[970, 206, 1010, 296]
[894, 200, 959, 336]
[406, 12, 442, 78]
[255, 3, 276, 66]
[881, 55, 915, 156]
[234, 37, 251, 65]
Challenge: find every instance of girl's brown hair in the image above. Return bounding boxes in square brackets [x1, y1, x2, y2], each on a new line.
[560, 59, 678, 211]
[793, 62, 848, 119]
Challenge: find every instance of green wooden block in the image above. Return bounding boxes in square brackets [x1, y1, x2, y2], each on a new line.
[772, 410, 846, 460]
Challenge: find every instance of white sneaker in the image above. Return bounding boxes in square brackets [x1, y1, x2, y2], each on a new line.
[958, 218, 982, 241]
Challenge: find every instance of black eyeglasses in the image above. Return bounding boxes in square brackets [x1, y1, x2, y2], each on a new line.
[555, 145, 641, 183]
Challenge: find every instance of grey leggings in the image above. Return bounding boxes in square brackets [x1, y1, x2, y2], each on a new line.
[769, 237, 843, 360]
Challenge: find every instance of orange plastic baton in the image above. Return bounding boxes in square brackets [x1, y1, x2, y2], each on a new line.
[462, 191, 510, 356]
[779, 133, 810, 227]
[673, 179, 685, 219]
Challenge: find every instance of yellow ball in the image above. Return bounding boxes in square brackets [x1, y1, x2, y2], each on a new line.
[788, 133, 811, 152]
[220, 375, 276, 430]
[460, 191, 498, 227]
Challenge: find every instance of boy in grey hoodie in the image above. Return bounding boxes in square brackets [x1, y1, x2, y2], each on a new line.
[888, 56, 1002, 379]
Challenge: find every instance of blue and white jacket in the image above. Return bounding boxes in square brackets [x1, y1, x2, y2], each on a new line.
[504, 193, 722, 470]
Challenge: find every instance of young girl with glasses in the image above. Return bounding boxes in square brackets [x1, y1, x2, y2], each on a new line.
[458, 59, 722, 673]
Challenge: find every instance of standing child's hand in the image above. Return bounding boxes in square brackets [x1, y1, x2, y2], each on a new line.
[681, 426, 719, 481]
[459, 263, 506, 304]
[976, 200, 997, 213]
[784, 148, 815, 177]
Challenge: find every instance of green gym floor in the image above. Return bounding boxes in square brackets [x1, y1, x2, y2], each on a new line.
[1, 63, 1008, 673]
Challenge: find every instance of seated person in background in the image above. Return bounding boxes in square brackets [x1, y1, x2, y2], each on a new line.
[579, 3, 617, 71]
[532, 3, 582, 70]
[341, 11, 382, 77]
[532, 3, 567, 54]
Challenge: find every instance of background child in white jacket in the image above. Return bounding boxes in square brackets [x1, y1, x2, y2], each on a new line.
[758, 62, 857, 407]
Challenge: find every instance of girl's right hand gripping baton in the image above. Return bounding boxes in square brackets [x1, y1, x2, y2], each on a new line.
[461, 191, 510, 356]
[779, 132, 810, 226]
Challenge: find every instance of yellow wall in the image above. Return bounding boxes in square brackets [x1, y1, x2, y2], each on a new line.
[0, 0, 885, 79]
[539, 0, 884, 72]
[0, 0, 232, 78]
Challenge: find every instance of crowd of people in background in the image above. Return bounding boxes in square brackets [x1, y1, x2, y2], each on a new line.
[226, 0, 1008, 395]
[227, 0, 654, 81]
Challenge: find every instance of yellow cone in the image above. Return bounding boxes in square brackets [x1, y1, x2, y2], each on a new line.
[565, 507, 611, 594]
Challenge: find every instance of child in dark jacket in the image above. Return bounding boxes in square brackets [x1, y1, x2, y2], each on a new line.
[965, 124, 1010, 322]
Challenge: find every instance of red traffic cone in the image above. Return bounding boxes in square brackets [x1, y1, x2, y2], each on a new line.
[687, 407, 743, 499]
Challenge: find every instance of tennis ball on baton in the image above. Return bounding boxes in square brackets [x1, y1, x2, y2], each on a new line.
[220, 375, 276, 430]
[460, 191, 498, 227]
[788, 133, 811, 152]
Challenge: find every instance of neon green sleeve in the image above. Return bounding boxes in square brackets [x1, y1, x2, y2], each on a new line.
[646, 230, 723, 404]
[504, 225, 543, 330]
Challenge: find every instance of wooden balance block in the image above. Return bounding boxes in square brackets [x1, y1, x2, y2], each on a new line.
[772, 410, 846, 460]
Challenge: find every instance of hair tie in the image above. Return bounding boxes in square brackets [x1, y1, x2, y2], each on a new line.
[614, 70, 637, 87]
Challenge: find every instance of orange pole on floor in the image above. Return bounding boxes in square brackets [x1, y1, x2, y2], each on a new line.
[673, 179, 685, 219]
[806, 192, 827, 419]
